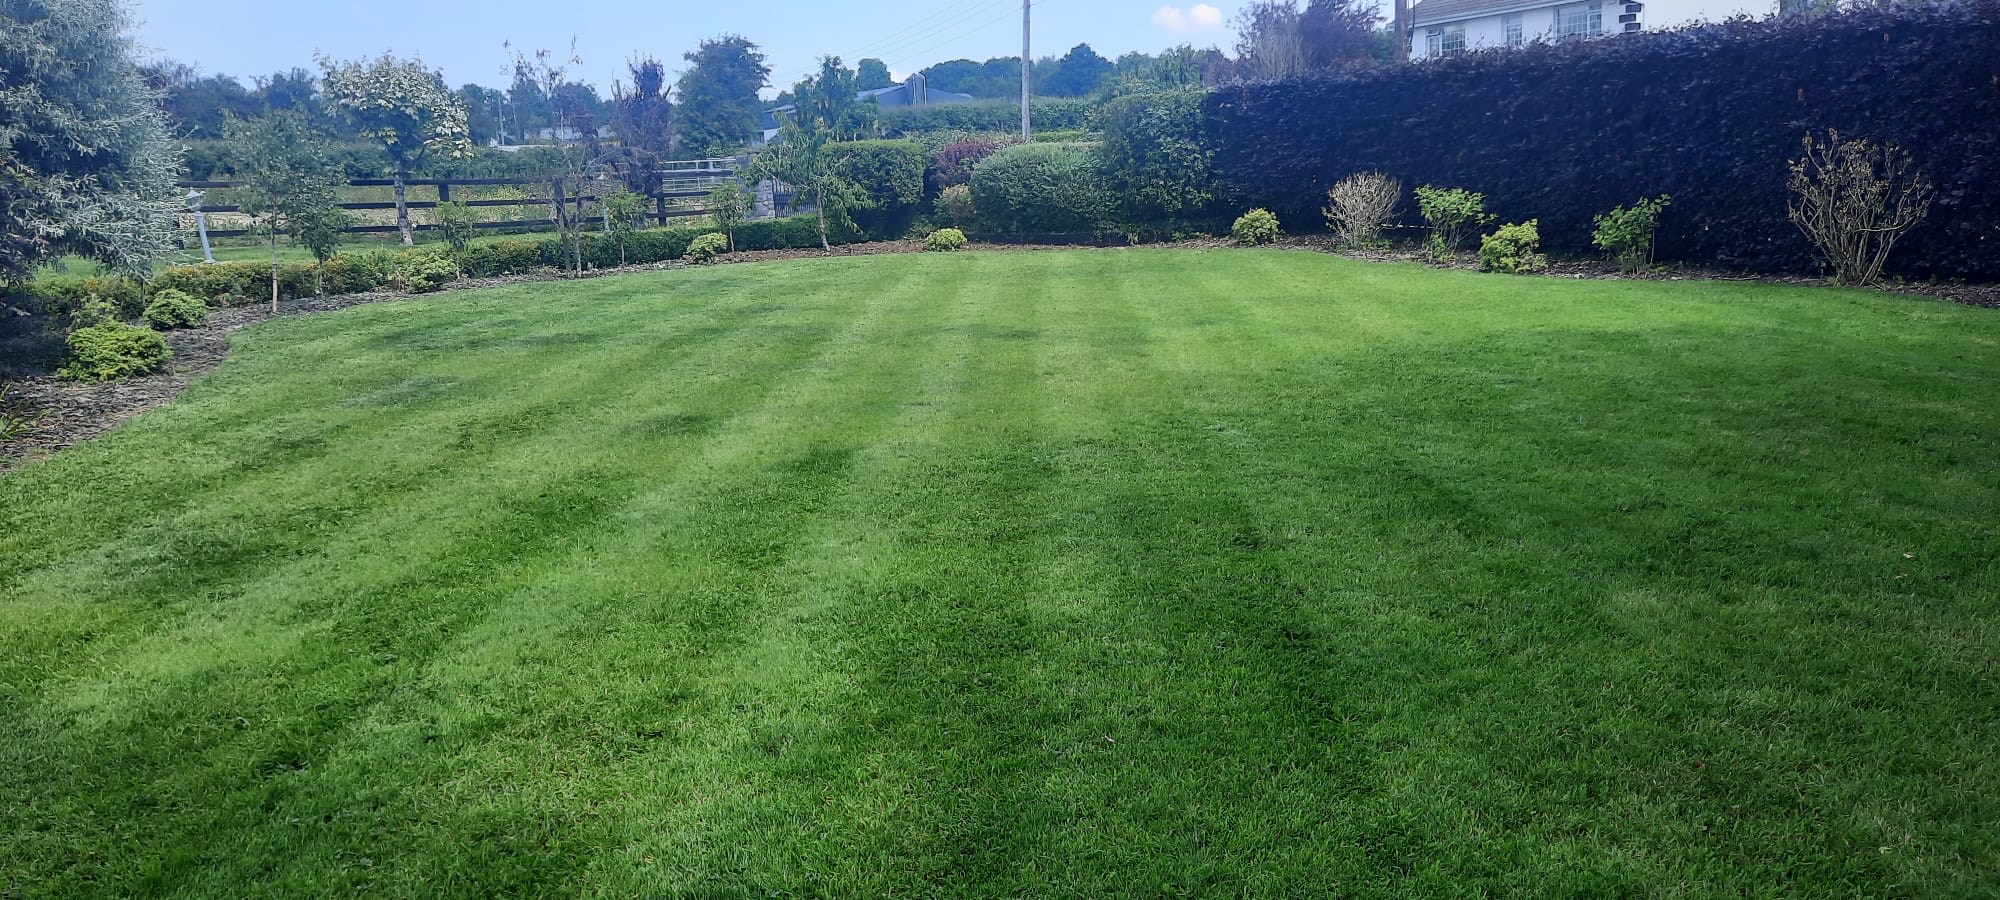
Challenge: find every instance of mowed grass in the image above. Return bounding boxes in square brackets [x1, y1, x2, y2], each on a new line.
[2, 250, 1997, 896]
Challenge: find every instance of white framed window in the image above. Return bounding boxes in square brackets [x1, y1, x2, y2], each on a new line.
[1557, 2, 1604, 41]
[1504, 13, 1526, 47]
[1426, 25, 1468, 57]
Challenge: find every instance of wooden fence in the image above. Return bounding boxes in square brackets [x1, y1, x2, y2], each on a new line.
[181, 167, 743, 240]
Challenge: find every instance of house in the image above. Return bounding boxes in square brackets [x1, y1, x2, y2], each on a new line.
[760, 73, 974, 143]
[1407, 0, 1774, 59]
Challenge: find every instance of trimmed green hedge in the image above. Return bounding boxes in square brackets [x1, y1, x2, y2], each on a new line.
[827, 140, 927, 239]
[969, 143, 1118, 236]
[34, 215, 854, 312]
[879, 99, 1097, 137]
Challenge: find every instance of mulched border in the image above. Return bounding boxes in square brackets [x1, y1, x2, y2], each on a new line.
[3, 238, 1995, 475]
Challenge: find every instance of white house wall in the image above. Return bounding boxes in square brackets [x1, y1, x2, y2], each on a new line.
[1410, 0, 1777, 59]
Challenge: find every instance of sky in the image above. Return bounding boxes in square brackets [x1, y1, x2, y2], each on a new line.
[128, 0, 1259, 97]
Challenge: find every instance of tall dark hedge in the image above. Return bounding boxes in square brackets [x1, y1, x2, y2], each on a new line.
[1205, 1, 2000, 278]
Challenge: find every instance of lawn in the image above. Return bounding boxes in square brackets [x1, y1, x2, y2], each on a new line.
[2, 249, 1996, 896]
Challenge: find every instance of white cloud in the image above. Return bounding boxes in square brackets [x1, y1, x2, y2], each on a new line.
[1154, 4, 1226, 33]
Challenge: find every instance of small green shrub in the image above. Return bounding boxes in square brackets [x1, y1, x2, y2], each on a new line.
[925, 228, 969, 252]
[1594, 195, 1673, 273]
[827, 140, 928, 239]
[938, 184, 975, 228]
[433, 201, 481, 255]
[313, 253, 394, 295]
[60, 322, 172, 381]
[1479, 220, 1550, 274]
[686, 233, 730, 265]
[397, 253, 461, 294]
[143, 289, 208, 329]
[1415, 186, 1496, 262]
[1231, 209, 1281, 246]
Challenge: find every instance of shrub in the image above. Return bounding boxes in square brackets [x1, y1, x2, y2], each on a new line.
[143, 289, 207, 329]
[25, 274, 146, 321]
[149, 262, 265, 305]
[397, 253, 460, 294]
[459, 239, 549, 279]
[1325, 173, 1402, 248]
[1593, 195, 1674, 273]
[60, 322, 172, 381]
[925, 228, 969, 252]
[1479, 220, 1550, 274]
[1231, 209, 1281, 246]
[1787, 131, 1935, 286]
[686, 232, 730, 264]
[1204, 2, 2000, 278]
[827, 140, 928, 239]
[432, 201, 480, 255]
[969, 143, 1117, 235]
[931, 138, 1004, 191]
[937, 184, 976, 228]
[707, 183, 752, 251]
[1415, 186, 1495, 262]
[1099, 89, 1214, 234]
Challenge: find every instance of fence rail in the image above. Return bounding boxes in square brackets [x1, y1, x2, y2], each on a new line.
[179, 172, 740, 241]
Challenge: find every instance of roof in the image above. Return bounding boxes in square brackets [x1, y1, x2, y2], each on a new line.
[1411, 0, 1570, 26]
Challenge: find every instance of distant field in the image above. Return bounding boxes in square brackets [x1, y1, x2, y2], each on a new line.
[3, 250, 1996, 896]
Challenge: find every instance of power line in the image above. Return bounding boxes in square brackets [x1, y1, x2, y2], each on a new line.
[880, 0, 1041, 73]
[770, 0, 1025, 92]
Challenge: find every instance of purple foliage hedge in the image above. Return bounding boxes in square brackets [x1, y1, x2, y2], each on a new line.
[1203, 1, 2000, 278]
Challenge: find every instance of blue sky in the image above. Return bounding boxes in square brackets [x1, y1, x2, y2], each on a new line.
[128, 0, 1267, 96]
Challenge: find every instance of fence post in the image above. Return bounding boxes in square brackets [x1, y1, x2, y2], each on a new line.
[656, 194, 669, 226]
[438, 181, 452, 204]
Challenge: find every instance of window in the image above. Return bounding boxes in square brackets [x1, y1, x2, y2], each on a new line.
[1426, 25, 1468, 57]
[1504, 13, 1526, 47]
[1557, 2, 1604, 41]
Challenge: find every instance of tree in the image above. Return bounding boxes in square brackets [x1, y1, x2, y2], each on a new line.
[675, 35, 770, 157]
[707, 183, 751, 252]
[751, 121, 861, 253]
[613, 55, 674, 155]
[152, 66, 260, 139]
[856, 58, 894, 91]
[255, 68, 320, 115]
[1, 0, 181, 282]
[458, 83, 507, 146]
[601, 190, 647, 265]
[226, 111, 343, 312]
[789, 56, 876, 140]
[289, 200, 350, 296]
[1301, 0, 1383, 69]
[512, 44, 596, 277]
[320, 52, 473, 246]
[1040, 44, 1113, 97]
[1235, 2, 1309, 80]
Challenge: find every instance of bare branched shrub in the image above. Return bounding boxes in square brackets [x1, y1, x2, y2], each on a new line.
[1324, 172, 1402, 248]
[1787, 130, 1934, 286]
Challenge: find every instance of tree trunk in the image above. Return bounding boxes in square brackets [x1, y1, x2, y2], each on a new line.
[395, 168, 413, 247]
[1394, 0, 1412, 63]
[268, 232, 280, 315]
[815, 195, 831, 254]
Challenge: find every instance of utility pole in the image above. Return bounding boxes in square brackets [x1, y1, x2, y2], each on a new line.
[1021, 0, 1032, 141]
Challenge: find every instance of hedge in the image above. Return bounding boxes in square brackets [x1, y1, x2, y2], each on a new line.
[18, 214, 857, 313]
[827, 140, 928, 239]
[1204, 1, 2000, 278]
[880, 99, 1098, 137]
[969, 143, 1118, 236]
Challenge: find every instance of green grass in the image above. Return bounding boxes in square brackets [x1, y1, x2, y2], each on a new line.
[3, 250, 1997, 896]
